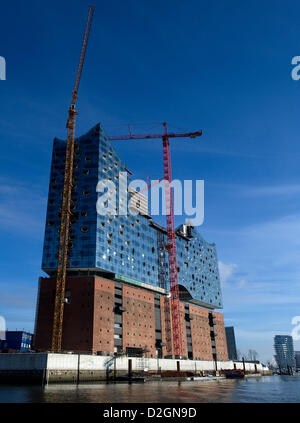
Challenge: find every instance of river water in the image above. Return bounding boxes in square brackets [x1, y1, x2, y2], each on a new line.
[0, 374, 300, 403]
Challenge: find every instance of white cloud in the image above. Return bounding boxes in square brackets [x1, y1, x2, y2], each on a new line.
[213, 213, 300, 361]
[242, 184, 300, 197]
[210, 182, 300, 198]
[238, 278, 246, 288]
[218, 261, 237, 285]
[224, 289, 300, 307]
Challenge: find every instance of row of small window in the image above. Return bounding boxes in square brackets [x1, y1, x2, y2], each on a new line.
[21, 343, 31, 348]
[100, 215, 141, 223]
[47, 210, 89, 220]
[97, 247, 159, 261]
[49, 184, 96, 197]
[98, 233, 153, 245]
[100, 146, 120, 163]
[47, 222, 91, 234]
[96, 259, 156, 275]
[101, 253, 158, 270]
[181, 252, 214, 261]
[101, 149, 114, 159]
[54, 142, 97, 153]
[54, 154, 95, 163]
[101, 155, 119, 167]
[22, 335, 32, 340]
[100, 218, 141, 227]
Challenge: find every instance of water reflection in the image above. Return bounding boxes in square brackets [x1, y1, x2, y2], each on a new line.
[42, 379, 238, 403]
[1, 375, 300, 403]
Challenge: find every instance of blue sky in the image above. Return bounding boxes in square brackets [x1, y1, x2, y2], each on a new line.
[1, 0, 300, 362]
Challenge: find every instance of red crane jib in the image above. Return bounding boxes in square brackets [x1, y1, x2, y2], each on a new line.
[108, 129, 202, 141]
[109, 122, 202, 357]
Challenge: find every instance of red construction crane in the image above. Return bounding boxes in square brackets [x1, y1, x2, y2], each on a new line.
[51, 5, 95, 352]
[108, 123, 202, 357]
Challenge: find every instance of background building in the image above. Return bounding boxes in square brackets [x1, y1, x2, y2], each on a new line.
[225, 326, 237, 360]
[0, 331, 33, 352]
[274, 335, 295, 371]
[34, 124, 228, 360]
[295, 351, 300, 371]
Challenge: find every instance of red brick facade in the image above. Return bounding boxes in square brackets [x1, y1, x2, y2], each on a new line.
[212, 311, 228, 361]
[179, 302, 188, 358]
[35, 276, 98, 353]
[34, 275, 228, 360]
[122, 285, 156, 357]
[92, 278, 115, 355]
[189, 305, 213, 360]
[160, 296, 173, 356]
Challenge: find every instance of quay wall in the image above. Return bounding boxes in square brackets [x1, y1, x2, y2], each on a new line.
[0, 353, 268, 384]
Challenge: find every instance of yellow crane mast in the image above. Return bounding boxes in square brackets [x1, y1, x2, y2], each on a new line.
[51, 5, 95, 352]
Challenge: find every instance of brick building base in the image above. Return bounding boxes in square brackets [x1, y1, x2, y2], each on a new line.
[34, 275, 228, 360]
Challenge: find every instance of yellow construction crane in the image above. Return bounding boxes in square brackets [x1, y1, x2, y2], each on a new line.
[51, 5, 95, 352]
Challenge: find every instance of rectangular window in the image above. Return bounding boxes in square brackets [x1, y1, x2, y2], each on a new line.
[114, 334, 122, 339]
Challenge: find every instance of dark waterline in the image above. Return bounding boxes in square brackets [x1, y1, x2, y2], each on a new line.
[0, 375, 300, 403]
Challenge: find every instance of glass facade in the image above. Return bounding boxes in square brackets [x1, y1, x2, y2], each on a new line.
[274, 335, 295, 370]
[295, 351, 300, 370]
[42, 123, 223, 309]
[0, 331, 33, 351]
[225, 326, 238, 360]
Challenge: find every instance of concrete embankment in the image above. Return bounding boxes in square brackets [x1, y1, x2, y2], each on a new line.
[0, 353, 269, 384]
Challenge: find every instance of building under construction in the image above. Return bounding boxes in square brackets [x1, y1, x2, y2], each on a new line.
[34, 123, 228, 361]
[33, 5, 228, 362]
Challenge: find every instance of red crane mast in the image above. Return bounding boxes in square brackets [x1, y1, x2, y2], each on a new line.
[108, 123, 202, 357]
